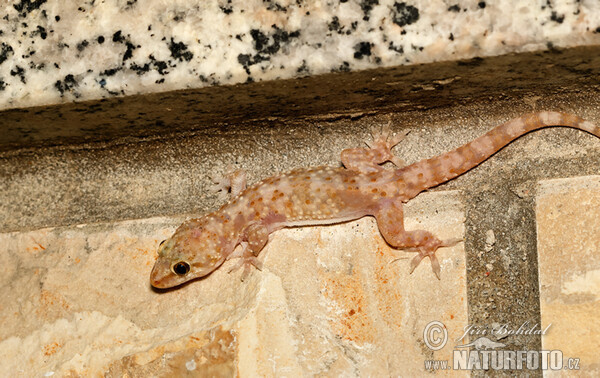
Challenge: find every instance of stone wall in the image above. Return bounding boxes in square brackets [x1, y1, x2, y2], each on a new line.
[1, 1, 600, 376]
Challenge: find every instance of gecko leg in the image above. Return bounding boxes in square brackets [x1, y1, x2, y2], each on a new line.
[228, 223, 268, 281]
[374, 199, 461, 279]
[341, 121, 408, 173]
[209, 167, 247, 201]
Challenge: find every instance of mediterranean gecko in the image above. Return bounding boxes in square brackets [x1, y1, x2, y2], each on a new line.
[150, 111, 600, 288]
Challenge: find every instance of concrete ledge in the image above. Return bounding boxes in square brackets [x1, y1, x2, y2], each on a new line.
[1, 45, 600, 152]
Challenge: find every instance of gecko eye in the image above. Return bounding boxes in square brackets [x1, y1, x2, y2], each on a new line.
[159, 240, 166, 247]
[172, 261, 191, 275]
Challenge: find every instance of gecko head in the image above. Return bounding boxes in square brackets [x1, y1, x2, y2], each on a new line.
[150, 218, 229, 289]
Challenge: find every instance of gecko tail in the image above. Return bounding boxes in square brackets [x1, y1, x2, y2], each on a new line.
[401, 111, 600, 191]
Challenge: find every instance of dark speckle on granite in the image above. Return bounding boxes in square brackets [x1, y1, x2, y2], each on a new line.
[220, 0, 233, 15]
[328, 16, 342, 34]
[112, 31, 137, 62]
[251, 29, 271, 53]
[10, 66, 26, 84]
[101, 67, 121, 76]
[150, 56, 169, 75]
[551, 11, 565, 24]
[237, 26, 300, 75]
[29, 61, 45, 70]
[33, 25, 47, 39]
[392, 2, 420, 27]
[388, 41, 404, 54]
[478, 1, 486, 9]
[77, 40, 89, 52]
[359, 0, 379, 21]
[237, 54, 254, 74]
[13, 0, 47, 16]
[168, 39, 193, 62]
[55, 74, 77, 96]
[353, 42, 372, 59]
[0, 79, 6, 91]
[130, 62, 150, 75]
[297, 60, 309, 74]
[0, 43, 14, 65]
[112, 30, 124, 43]
[122, 42, 136, 61]
[448, 4, 460, 12]
[97, 35, 105, 44]
[54, 15, 60, 21]
[26, 50, 36, 58]
[336, 61, 350, 72]
[264, 0, 287, 12]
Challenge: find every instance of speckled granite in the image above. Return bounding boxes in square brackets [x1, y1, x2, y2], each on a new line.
[1, 0, 600, 110]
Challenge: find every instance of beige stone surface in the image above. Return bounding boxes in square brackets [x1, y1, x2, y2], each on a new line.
[0, 191, 466, 376]
[537, 176, 600, 376]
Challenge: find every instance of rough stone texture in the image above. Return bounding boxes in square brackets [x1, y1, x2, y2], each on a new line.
[537, 176, 600, 376]
[0, 192, 467, 376]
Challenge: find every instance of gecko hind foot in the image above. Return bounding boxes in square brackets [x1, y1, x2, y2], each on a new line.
[408, 237, 463, 279]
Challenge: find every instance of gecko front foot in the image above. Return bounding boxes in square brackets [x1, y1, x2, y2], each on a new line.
[341, 120, 409, 173]
[367, 121, 409, 168]
[227, 242, 263, 281]
[209, 167, 247, 201]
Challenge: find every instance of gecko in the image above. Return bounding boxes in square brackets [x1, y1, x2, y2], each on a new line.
[150, 111, 600, 289]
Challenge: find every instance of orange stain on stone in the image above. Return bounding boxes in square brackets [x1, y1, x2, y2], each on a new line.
[320, 269, 374, 344]
[372, 239, 406, 331]
[43, 342, 62, 356]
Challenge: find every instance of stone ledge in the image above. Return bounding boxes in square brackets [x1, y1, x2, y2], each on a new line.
[2, 45, 600, 152]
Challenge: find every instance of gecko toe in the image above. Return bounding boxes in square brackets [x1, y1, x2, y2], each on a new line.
[430, 254, 441, 280]
[409, 253, 425, 274]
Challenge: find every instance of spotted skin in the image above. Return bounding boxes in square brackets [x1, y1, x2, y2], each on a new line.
[150, 112, 600, 288]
